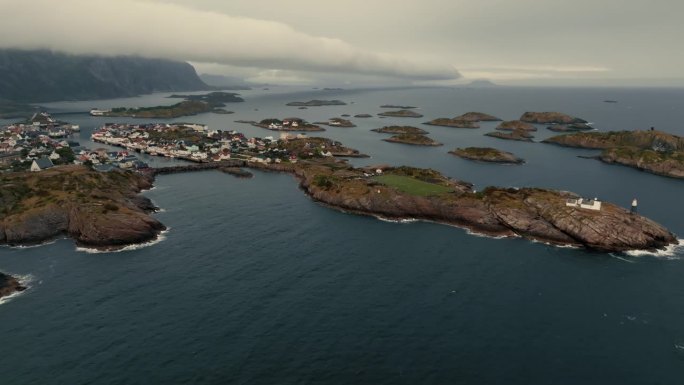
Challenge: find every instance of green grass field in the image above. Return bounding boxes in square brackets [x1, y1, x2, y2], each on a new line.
[374, 174, 452, 196]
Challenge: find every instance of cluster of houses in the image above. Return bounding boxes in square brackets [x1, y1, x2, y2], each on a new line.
[91, 123, 308, 165]
[0, 112, 150, 173]
[4, 113, 347, 174]
[0, 114, 81, 171]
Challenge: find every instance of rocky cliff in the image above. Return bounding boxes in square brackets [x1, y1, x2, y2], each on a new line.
[0, 49, 210, 103]
[0, 165, 165, 249]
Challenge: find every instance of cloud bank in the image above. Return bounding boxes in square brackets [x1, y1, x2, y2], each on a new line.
[0, 0, 459, 81]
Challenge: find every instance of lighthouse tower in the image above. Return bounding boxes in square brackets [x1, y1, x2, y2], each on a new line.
[631, 198, 638, 214]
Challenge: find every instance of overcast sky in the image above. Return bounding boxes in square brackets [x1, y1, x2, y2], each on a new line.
[1, 0, 682, 86]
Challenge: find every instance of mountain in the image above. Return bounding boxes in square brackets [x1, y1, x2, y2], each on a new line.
[0, 49, 211, 103]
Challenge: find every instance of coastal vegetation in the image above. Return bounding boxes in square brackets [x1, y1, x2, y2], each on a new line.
[374, 174, 453, 196]
[0, 165, 164, 249]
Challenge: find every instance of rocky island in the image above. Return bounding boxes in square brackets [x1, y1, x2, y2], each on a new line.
[425, 118, 479, 128]
[289, 162, 676, 252]
[286, 100, 347, 107]
[546, 123, 594, 132]
[520, 111, 587, 125]
[496, 120, 536, 131]
[0, 272, 26, 299]
[454, 112, 502, 122]
[543, 130, 684, 179]
[378, 109, 424, 118]
[354, 114, 373, 118]
[383, 133, 442, 146]
[450, 147, 524, 164]
[102, 92, 244, 118]
[371, 126, 428, 135]
[485, 129, 534, 142]
[0, 165, 165, 250]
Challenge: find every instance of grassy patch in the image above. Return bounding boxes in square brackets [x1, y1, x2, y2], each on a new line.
[374, 174, 452, 196]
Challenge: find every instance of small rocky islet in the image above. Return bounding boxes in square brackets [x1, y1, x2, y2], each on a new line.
[382, 133, 442, 146]
[425, 118, 479, 128]
[520, 111, 587, 124]
[371, 126, 428, 135]
[378, 109, 424, 118]
[0, 272, 26, 300]
[496, 120, 536, 131]
[485, 129, 535, 142]
[450, 147, 524, 164]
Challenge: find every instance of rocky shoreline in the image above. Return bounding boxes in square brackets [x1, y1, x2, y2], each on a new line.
[1, 157, 677, 253]
[0, 272, 26, 300]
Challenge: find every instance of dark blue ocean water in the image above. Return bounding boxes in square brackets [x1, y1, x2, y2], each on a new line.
[1, 86, 684, 384]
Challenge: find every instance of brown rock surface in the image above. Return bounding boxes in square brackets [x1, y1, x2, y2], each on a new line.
[0, 272, 26, 299]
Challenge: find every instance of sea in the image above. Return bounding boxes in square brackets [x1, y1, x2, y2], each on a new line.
[1, 86, 684, 384]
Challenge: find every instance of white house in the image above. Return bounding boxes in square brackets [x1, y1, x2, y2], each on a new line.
[30, 157, 54, 172]
[566, 198, 602, 211]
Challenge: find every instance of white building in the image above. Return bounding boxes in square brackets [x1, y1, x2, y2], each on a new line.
[566, 198, 602, 211]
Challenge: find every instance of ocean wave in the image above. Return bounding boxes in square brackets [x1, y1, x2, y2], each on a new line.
[1, 239, 61, 250]
[623, 239, 684, 259]
[75, 228, 170, 254]
[0, 273, 35, 306]
[375, 216, 418, 224]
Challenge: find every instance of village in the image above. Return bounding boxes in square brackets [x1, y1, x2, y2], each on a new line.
[0, 112, 346, 174]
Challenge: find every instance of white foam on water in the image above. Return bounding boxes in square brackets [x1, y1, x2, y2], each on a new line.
[0, 274, 34, 306]
[375, 216, 418, 224]
[75, 228, 170, 254]
[609, 254, 637, 263]
[2, 239, 60, 250]
[624, 239, 684, 259]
